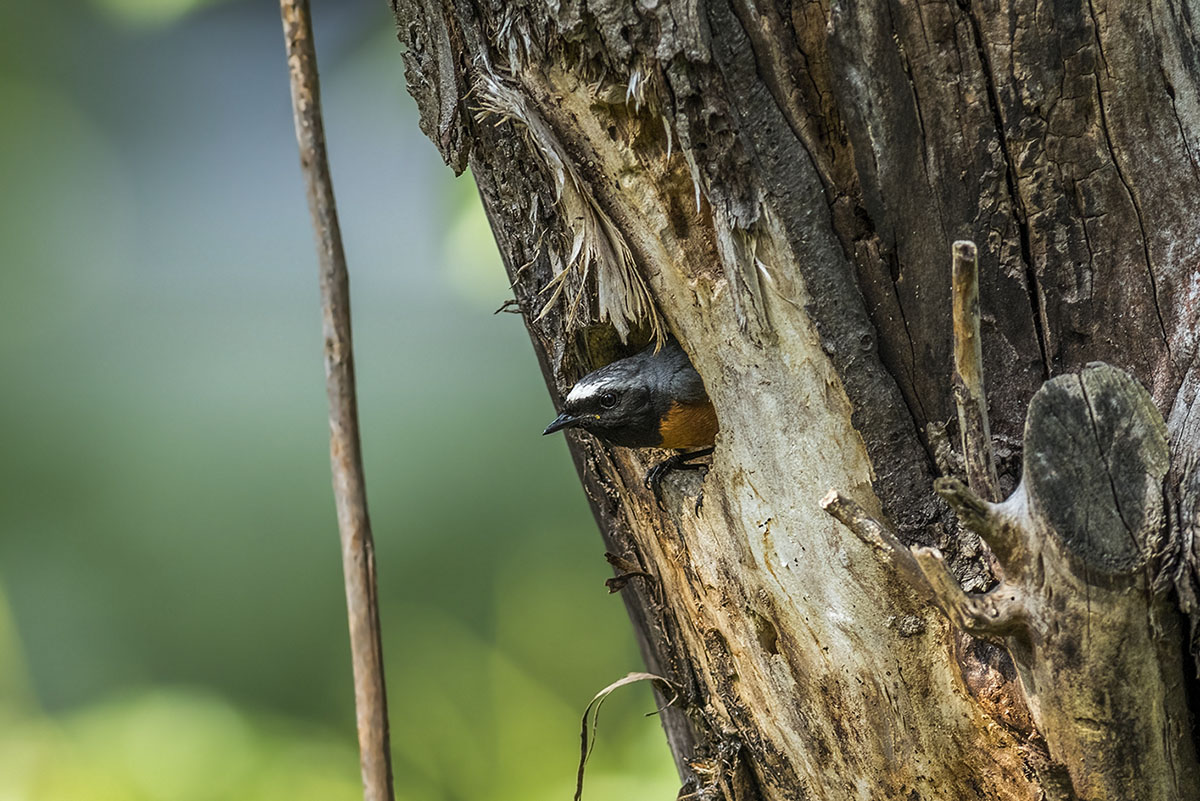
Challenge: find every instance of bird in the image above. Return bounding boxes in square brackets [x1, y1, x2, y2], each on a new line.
[542, 339, 717, 498]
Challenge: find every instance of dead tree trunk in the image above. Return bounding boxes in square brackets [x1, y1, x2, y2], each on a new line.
[391, 0, 1200, 798]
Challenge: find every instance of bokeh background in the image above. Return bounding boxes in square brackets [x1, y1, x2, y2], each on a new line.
[0, 1, 677, 798]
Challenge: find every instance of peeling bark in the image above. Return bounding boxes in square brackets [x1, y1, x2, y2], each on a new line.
[390, 0, 1200, 798]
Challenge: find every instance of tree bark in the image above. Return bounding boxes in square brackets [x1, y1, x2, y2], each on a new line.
[391, 0, 1200, 798]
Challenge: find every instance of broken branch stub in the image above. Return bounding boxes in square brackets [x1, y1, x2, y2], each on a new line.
[1022, 364, 1168, 574]
[950, 363, 1196, 800]
[827, 362, 1199, 799]
[950, 240, 1000, 502]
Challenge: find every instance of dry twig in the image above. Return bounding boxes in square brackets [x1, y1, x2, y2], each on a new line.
[280, 3, 395, 799]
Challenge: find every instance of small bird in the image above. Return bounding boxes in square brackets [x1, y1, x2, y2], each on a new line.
[542, 339, 717, 496]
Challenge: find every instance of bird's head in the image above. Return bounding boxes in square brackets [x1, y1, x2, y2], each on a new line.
[542, 361, 660, 448]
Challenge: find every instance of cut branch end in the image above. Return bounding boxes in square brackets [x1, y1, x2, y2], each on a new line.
[820, 490, 896, 552]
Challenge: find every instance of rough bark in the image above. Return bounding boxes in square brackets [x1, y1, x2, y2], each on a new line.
[391, 0, 1200, 798]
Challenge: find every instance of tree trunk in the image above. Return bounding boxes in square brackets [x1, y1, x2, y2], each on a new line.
[390, 0, 1200, 798]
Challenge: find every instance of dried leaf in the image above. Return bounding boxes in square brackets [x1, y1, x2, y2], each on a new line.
[575, 672, 678, 801]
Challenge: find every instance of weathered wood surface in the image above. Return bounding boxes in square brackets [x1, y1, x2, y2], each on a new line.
[391, 0, 1200, 798]
[827, 363, 1200, 799]
[932, 364, 1198, 800]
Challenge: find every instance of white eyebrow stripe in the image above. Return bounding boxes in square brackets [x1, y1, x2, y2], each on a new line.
[566, 379, 611, 403]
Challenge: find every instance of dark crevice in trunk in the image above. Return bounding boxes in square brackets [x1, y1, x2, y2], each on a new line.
[1084, 0, 1171, 351]
[962, 0, 1052, 380]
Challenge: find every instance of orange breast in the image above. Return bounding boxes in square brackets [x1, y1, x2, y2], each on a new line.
[658, 400, 719, 449]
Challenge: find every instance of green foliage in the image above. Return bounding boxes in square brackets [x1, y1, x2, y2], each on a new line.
[0, 2, 677, 798]
[89, 0, 232, 28]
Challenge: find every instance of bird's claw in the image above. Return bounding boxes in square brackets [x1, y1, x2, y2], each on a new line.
[643, 458, 674, 492]
[644, 458, 674, 510]
[644, 448, 714, 512]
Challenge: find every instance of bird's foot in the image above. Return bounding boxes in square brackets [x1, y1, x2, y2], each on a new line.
[645, 447, 714, 510]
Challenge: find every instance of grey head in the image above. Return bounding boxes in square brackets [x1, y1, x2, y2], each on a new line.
[542, 339, 706, 448]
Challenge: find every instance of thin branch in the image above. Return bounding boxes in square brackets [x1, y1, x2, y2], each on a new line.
[934, 477, 1022, 569]
[820, 490, 1029, 633]
[912, 548, 1029, 636]
[951, 240, 1001, 502]
[280, 4, 395, 800]
[820, 490, 930, 595]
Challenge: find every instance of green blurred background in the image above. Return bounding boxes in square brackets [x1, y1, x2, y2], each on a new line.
[0, 1, 676, 798]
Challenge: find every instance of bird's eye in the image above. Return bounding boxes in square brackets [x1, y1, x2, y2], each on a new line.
[599, 391, 617, 408]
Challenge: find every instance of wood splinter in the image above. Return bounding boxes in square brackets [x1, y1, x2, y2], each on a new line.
[950, 240, 1000, 503]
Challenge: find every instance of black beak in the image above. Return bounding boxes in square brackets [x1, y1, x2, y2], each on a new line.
[543, 412, 579, 436]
